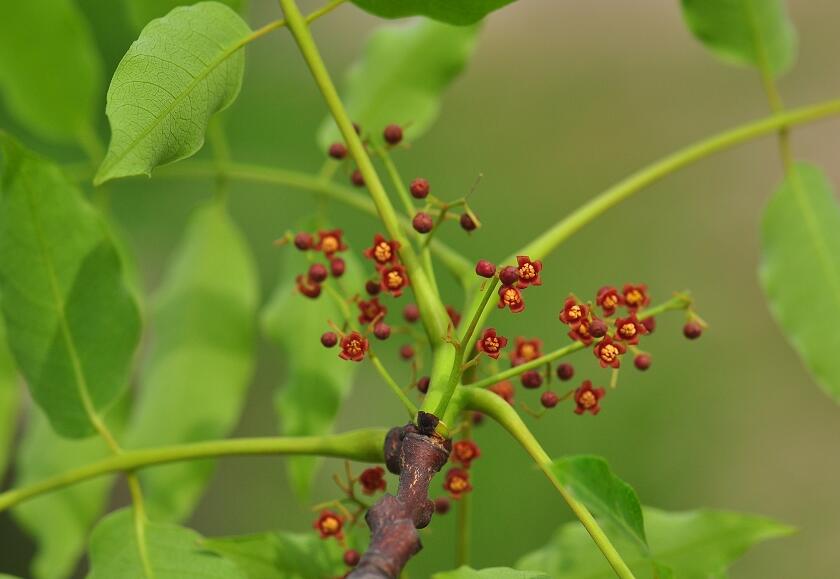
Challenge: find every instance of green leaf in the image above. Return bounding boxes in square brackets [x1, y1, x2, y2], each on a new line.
[95, 2, 251, 184]
[433, 567, 549, 579]
[204, 531, 347, 578]
[680, 0, 796, 76]
[261, 241, 362, 500]
[516, 507, 793, 579]
[0, 317, 20, 480]
[0, 134, 141, 438]
[12, 408, 118, 579]
[760, 163, 840, 402]
[86, 508, 246, 579]
[318, 20, 479, 149]
[126, 202, 258, 521]
[350, 0, 515, 25]
[551, 455, 647, 550]
[0, 0, 102, 142]
[125, 0, 242, 32]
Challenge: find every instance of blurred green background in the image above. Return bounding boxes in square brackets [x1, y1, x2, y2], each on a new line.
[2, 0, 840, 577]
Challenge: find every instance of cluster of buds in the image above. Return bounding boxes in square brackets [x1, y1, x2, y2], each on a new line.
[474, 255, 543, 314]
[290, 229, 348, 299]
[410, 175, 481, 236]
[441, 439, 481, 501]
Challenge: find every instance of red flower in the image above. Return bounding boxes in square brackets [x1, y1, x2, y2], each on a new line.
[574, 380, 606, 415]
[359, 466, 387, 495]
[363, 234, 400, 267]
[510, 337, 543, 367]
[296, 275, 321, 299]
[451, 440, 481, 468]
[489, 381, 515, 405]
[443, 468, 472, 499]
[568, 318, 594, 345]
[593, 335, 626, 368]
[595, 286, 623, 316]
[515, 255, 543, 288]
[559, 297, 589, 328]
[476, 328, 508, 359]
[358, 297, 387, 325]
[315, 229, 347, 257]
[339, 332, 368, 362]
[380, 264, 409, 297]
[622, 283, 650, 311]
[446, 305, 462, 328]
[498, 285, 525, 313]
[314, 510, 344, 539]
[614, 313, 646, 345]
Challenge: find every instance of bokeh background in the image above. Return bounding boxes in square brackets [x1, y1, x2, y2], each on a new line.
[2, 0, 840, 577]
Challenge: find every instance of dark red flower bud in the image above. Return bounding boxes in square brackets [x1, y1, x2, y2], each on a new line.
[410, 178, 430, 199]
[541, 391, 560, 408]
[313, 510, 344, 539]
[400, 344, 415, 360]
[365, 280, 381, 295]
[417, 376, 430, 394]
[574, 380, 606, 415]
[634, 353, 652, 371]
[330, 257, 346, 278]
[403, 303, 420, 323]
[499, 266, 518, 286]
[451, 440, 481, 468]
[476, 328, 508, 360]
[293, 232, 313, 251]
[328, 142, 347, 160]
[343, 549, 360, 567]
[434, 497, 451, 514]
[595, 285, 623, 316]
[511, 337, 543, 367]
[373, 322, 391, 340]
[296, 275, 321, 299]
[350, 169, 365, 187]
[446, 305, 462, 328]
[641, 316, 656, 334]
[471, 412, 484, 425]
[339, 332, 368, 362]
[443, 468, 472, 499]
[321, 332, 338, 348]
[308, 263, 328, 283]
[459, 213, 477, 231]
[412, 212, 434, 233]
[593, 335, 626, 369]
[683, 321, 703, 340]
[556, 363, 574, 381]
[359, 466, 387, 495]
[623, 283, 650, 310]
[363, 234, 400, 267]
[380, 264, 409, 297]
[498, 285, 526, 313]
[515, 255, 543, 288]
[521, 370, 543, 389]
[475, 259, 496, 278]
[489, 381, 515, 405]
[383, 124, 403, 145]
[589, 318, 608, 338]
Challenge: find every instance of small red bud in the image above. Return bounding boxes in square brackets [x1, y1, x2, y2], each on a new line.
[589, 319, 608, 338]
[351, 169, 365, 187]
[459, 213, 477, 231]
[330, 257, 346, 278]
[499, 266, 518, 286]
[475, 260, 496, 278]
[383, 124, 403, 145]
[308, 263, 328, 283]
[343, 549, 360, 567]
[540, 391, 560, 408]
[683, 321, 703, 340]
[434, 497, 451, 514]
[328, 142, 347, 160]
[471, 412, 485, 426]
[521, 370, 543, 389]
[400, 344, 415, 360]
[403, 304, 420, 323]
[294, 232, 313, 251]
[373, 322, 391, 340]
[412, 212, 434, 234]
[556, 363, 574, 381]
[365, 280, 381, 295]
[641, 316, 656, 333]
[321, 332, 338, 348]
[410, 178, 430, 199]
[634, 353, 652, 371]
[417, 376, 430, 394]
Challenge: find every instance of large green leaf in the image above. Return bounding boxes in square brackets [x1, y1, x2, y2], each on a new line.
[680, 0, 796, 76]
[551, 455, 647, 550]
[318, 20, 479, 149]
[0, 0, 102, 142]
[261, 244, 362, 500]
[125, 0, 242, 31]
[516, 507, 792, 579]
[12, 408, 119, 579]
[0, 134, 141, 438]
[433, 567, 548, 579]
[204, 531, 347, 578]
[86, 508, 246, 579]
[95, 2, 251, 184]
[760, 163, 840, 402]
[126, 202, 258, 521]
[350, 0, 515, 25]
[0, 318, 19, 480]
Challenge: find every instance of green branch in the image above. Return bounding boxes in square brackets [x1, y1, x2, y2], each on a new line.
[0, 430, 387, 513]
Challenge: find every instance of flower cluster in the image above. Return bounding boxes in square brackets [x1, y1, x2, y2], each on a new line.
[441, 439, 481, 500]
[493, 256, 542, 314]
[291, 229, 349, 299]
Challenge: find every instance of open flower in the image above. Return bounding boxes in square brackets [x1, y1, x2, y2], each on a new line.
[568, 318, 594, 345]
[498, 285, 525, 313]
[358, 297, 387, 325]
[339, 332, 368, 362]
[363, 234, 400, 267]
[313, 510, 344, 539]
[315, 229, 347, 257]
[510, 336, 543, 367]
[451, 440, 481, 468]
[443, 468, 473, 499]
[559, 297, 588, 328]
[593, 335, 626, 368]
[359, 466, 387, 495]
[596, 286, 623, 316]
[380, 264, 409, 297]
[515, 255, 543, 288]
[476, 328, 508, 359]
[574, 380, 606, 415]
[622, 283, 650, 310]
[614, 313, 646, 345]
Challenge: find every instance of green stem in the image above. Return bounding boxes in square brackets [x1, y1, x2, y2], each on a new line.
[278, 0, 449, 345]
[369, 351, 419, 418]
[461, 387, 636, 579]
[0, 430, 387, 513]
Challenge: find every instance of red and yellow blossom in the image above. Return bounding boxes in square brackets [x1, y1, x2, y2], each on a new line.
[476, 328, 508, 359]
[595, 285, 623, 316]
[574, 380, 606, 415]
[359, 467, 387, 495]
[313, 510, 344, 539]
[443, 468, 473, 499]
[593, 335, 626, 368]
[363, 234, 400, 267]
[559, 297, 588, 328]
[339, 332, 369, 362]
[510, 336, 543, 366]
[315, 229, 347, 257]
[380, 264, 409, 297]
[451, 440, 481, 468]
[622, 283, 650, 310]
[498, 285, 526, 313]
[515, 255, 543, 287]
[358, 297, 387, 325]
[614, 313, 647, 345]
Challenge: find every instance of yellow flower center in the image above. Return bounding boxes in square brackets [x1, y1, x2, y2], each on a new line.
[484, 337, 500, 352]
[321, 517, 340, 533]
[568, 305, 582, 319]
[604, 294, 618, 308]
[346, 339, 363, 355]
[387, 271, 403, 288]
[626, 289, 643, 305]
[449, 477, 469, 492]
[519, 263, 535, 279]
[600, 344, 619, 361]
[620, 323, 636, 337]
[504, 289, 520, 304]
[374, 242, 391, 262]
[520, 343, 536, 359]
[580, 391, 597, 408]
[321, 236, 339, 253]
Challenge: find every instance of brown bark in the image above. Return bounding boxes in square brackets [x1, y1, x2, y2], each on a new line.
[348, 418, 450, 578]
